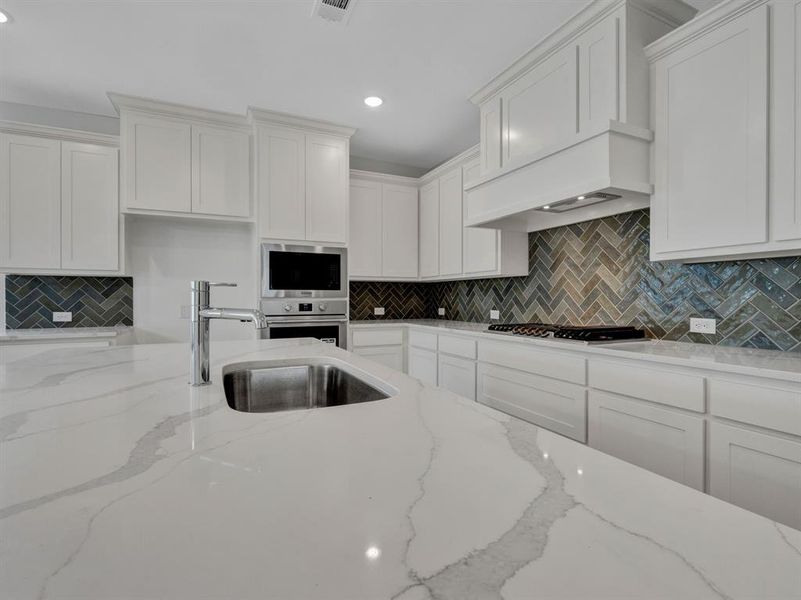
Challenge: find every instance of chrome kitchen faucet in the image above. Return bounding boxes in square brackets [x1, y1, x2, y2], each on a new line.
[189, 280, 268, 386]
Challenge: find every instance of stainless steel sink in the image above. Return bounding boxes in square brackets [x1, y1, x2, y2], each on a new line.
[222, 358, 393, 413]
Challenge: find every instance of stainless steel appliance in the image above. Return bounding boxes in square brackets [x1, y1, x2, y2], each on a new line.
[487, 322, 646, 343]
[260, 244, 349, 348]
[260, 243, 347, 298]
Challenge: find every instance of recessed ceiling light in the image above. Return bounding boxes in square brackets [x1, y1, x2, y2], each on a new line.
[542, 205, 551, 210]
[364, 96, 383, 108]
[0, 10, 9, 23]
[577, 196, 586, 200]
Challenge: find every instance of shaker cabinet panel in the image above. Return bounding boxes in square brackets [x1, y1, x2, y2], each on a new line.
[419, 180, 440, 278]
[382, 183, 418, 278]
[0, 133, 61, 269]
[305, 134, 348, 244]
[191, 125, 250, 217]
[438, 354, 476, 401]
[408, 346, 438, 386]
[578, 16, 618, 130]
[348, 179, 382, 277]
[257, 126, 306, 241]
[61, 143, 119, 271]
[463, 158, 499, 274]
[438, 168, 463, 277]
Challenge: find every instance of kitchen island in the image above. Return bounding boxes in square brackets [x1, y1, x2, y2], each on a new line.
[1, 339, 799, 599]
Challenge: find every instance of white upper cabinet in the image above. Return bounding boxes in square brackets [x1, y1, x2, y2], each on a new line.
[349, 178, 382, 278]
[381, 183, 418, 278]
[648, 0, 801, 262]
[61, 142, 120, 271]
[0, 133, 61, 270]
[112, 93, 252, 221]
[463, 158, 500, 275]
[419, 179, 440, 278]
[0, 129, 122, 274]
[250, 108, 354, 245]
[438, 167, 463, 277]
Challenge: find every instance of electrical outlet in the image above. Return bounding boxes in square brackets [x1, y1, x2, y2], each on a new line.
[438, 307, 445, 316]
[52, 311, 72, 323]
[374, 307, 385, 316]
[690, 317, 716, 334]
[490, 309, 500, 320]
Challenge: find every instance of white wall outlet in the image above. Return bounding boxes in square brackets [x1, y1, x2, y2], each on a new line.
[690, 317, 716, 334]
[53, 311, 72, 323]
[490, 309, 500, 320]
[438, 307, 445, 316]
[374, 307, 385, 316]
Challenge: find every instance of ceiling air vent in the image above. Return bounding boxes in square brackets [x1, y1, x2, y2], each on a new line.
[312, 0, 357, 24]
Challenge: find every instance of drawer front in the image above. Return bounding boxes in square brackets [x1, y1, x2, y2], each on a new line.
[352, 328, 404, 348]
[438, 354, 476, 401]
[589, 359, 705, 412]
[588, 390, 705, 491]
[478, 363, 587, 442]
[478, 339, 586, 385]
[438, 334, 477, 359]
[709, 378, 801, 437]
[353, 346, 403, 371]
[408, 329, 438, 351]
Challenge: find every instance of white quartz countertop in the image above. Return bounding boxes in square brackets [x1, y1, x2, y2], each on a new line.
[0, 326, 130, 342]
[1, 339, 800, 599]
[350, 319, 801, 383]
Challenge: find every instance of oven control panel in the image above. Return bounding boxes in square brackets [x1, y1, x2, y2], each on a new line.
[262, 298, 347, 317]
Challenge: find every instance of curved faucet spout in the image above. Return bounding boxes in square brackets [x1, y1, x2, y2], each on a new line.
[198, 307, 269, 329]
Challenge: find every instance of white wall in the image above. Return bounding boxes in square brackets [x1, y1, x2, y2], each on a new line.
[126, 216, 258, 344]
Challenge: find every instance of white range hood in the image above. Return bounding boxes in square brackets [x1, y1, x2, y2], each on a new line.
[463, 0, 695, 232]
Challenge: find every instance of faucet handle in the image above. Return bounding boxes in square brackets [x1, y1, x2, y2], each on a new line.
[209, 282, 238, 287]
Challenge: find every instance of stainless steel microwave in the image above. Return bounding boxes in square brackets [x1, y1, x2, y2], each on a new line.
[260, 244, 347, 299]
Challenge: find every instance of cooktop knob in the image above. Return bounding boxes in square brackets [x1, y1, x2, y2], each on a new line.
[283, 303, 292, 312]
[319, 303, 327, 312]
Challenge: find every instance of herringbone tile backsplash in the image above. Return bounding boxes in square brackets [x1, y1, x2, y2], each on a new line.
[6, 275, 133, 329]
[351, 210, 801, 352]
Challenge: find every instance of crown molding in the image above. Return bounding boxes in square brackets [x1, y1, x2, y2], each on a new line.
[418, 144, 480, 185]
[645, 0, 767, 61]
[349, 169, 420, 186]
[107, 92, 250, 129]
[247, 106, 356, 138]
[0, 120, 119, 146]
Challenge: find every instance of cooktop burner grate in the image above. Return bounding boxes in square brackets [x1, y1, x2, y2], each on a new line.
[487, 322, 646, 342]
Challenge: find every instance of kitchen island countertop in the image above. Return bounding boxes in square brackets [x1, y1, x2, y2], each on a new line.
[1, 339, 799, 599]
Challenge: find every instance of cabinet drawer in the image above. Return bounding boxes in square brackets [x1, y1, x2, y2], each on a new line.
[478, 363, 587, 442]
[353, 346, 403, 372]
[708, 378, 801, 437]
[588, 390, 705, 491]
[478, 339, 586, 385]
[438, 334, 476, 359]
[589, 359, 705, 412]
[438, 354, 476, 401]
[408, 329, 438, 351]
[408, 346, 437, 386]
[351, 328, 403, 348]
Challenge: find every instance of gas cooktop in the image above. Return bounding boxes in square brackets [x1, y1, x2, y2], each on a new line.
[487, 322, 646, 343]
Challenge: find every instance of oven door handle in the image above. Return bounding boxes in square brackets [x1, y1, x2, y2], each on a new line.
[265, 315, 349, 324]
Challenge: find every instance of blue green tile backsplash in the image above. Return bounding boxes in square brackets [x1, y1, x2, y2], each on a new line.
[5, 275, 133, 329]
[350, 210, 801, 351]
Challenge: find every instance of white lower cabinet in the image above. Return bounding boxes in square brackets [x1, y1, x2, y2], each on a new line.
[350, 328, 404, 372]
[438, 353, 476, 400]
[408, 346, 438, 386]
[709, 421, 801, 530]
[477, 362, 587, 442]
[353, 346, 404, 372]
[588, 390, 705, 491]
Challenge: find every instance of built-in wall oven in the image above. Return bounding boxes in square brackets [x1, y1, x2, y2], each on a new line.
[259, 244, 349, 348]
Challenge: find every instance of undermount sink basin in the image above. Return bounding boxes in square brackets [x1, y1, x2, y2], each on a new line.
[222, 358, 393, 413]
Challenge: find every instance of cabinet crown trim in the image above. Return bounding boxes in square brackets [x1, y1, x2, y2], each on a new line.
[247, 106, 356, 138]
[107, 92, 250, 129]
[469, 0, 696, 105]
[350, 170, 420, 186]
[418, 144, 479, 185]
[0, 120, 119, 146]
[645, 0, 768, 61]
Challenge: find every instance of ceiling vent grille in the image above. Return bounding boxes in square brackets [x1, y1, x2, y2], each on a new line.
[312, 0, 357, 24]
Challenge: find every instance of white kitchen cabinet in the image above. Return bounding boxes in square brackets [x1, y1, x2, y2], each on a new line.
[419, 180, 439, 278]
[709, 421, 801, 531]
[408, 346, 438, 386]
[438, 353, 476, 401]
[588, 390, 705, 491]
[256, 125, 306, 240]
[350, 328, 405, 372]
[305, 134, 348, 244]
[61, 142, 120, 271]
[353, 346, 404, 372]
[348, 178, 382, 277]
[0, 133, 61, 269]
[649, 4, 769, 261]
[463, 158, 500, 275]
[191, 124, 250, 217]
[349, 174, 418, 280]
[438, 167, 463, 277]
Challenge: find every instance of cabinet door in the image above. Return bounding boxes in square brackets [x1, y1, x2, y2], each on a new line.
[588, 390, 705, 491]
[709, 421, 801, 530]
[353, 346, 403, 372]
[0, 133, 61, 269]
[191, 125, 250, 217]
[438, 168, 463, 277]
[305, 134, 348, 244]
[419, 180, 439, 278]
[651, 6, 768, 256]
[256, 125, 306, 241]
[408, 346, 438, 386]
[348, 178, 382, 277]
[462, 158, 499, 274]
[577, 15, 618, 132]
[123, 113, 191, 213]
[438, 354, 476, 401]
[480, 98, 502, 173]
[61, 142, 119, 271]
[382, 183, 418, 278]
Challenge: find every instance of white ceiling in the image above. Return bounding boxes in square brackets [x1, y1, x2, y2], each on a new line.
[0, 0, 712, 171]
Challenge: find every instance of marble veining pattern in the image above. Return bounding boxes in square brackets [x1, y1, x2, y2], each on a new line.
[1, 339, 800, 599]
